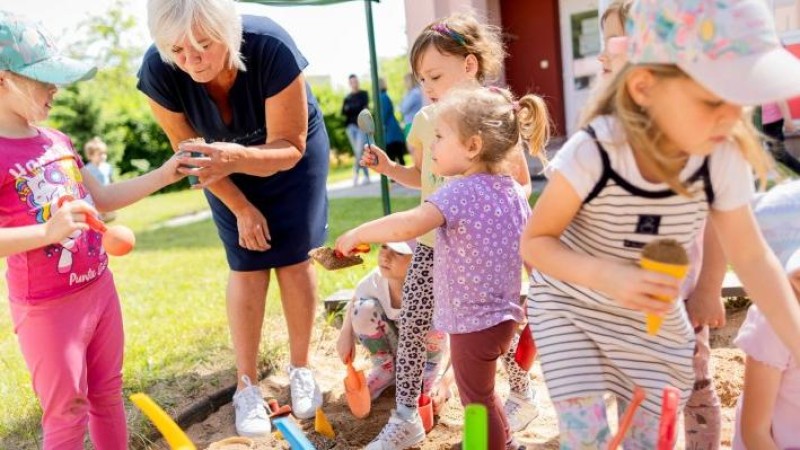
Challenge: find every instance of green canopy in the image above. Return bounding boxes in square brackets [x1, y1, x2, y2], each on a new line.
[241, 0, 391, 214]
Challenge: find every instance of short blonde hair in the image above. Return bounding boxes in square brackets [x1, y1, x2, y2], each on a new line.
[84, 137, 108, 158]
[581, 64, 768, 195]
[438, 87, 551, 173]
[147, 0, 245, 71]
[410, 12, 505, 84]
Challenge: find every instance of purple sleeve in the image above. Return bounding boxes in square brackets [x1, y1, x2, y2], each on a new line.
[426, 180, 470, 228]
[734, 305, 792, 370]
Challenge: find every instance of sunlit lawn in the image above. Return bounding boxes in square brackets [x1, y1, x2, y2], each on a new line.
[0, 187, 418, 449]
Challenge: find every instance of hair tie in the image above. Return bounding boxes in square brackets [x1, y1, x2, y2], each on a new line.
[431, 23, 467, 46]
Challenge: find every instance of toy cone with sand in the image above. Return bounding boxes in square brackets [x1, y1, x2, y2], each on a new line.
[639, 239, 689, 335]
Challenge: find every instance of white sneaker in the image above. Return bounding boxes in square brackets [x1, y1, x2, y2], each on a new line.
[288, 365, 322, 419]
[504, 387, 540, 432]
[365, 409, 425, 450]
[232, 375, 271, 437]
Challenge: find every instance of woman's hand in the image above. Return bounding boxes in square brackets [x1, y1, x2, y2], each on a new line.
[337, 329, 355, 364]
[599, 261, 681, 314]
[177, 141, 246, 188]
[46, 200, 97, 244]
[361, 144, 390, 174]
[334, 229, 361, 257]
[232, 203, 271, 252]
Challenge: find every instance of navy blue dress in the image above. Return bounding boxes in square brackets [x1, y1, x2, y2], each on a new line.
[137, 15, 329, 271]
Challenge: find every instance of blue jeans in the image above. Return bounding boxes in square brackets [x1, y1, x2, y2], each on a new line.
[346, 123, 370, 184]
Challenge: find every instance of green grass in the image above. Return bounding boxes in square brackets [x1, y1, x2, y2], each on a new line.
[0, 189, 418, 449]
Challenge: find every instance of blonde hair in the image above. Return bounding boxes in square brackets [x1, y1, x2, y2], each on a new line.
[438, 87, 551, 173]
[84, 137, 107, 158]
[581, 64, 768, 195]
[410, 13, 505, 84]
[601, 0, 633, 30]
[147, 0, 245, 71]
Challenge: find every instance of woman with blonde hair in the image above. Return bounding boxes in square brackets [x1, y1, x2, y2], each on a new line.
[138, 0, 329, 437]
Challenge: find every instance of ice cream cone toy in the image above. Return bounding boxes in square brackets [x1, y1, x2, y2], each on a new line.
[343, 355, 371, 419]
[608, 386, 645, 450]
[514, 323, 537, 372]
[57, 195, 135, 256]
[130, 393, 196, 450]
[314, 407, 335, 439]
[657, 386, 680, 450]
[309, 244, 370, 270]
[639, 239, 689, 335]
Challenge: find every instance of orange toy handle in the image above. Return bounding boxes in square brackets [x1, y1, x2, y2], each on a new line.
[608, 386, 646, 450]
[334, 243, 370, 258]
[57, 195, 107, 233]
[657, 386, 680, 450]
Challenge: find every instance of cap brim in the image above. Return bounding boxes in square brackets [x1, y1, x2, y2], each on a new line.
[680, 48, 800, 105]
[385, 242, 413, 255]
[17, 55, 97, 86]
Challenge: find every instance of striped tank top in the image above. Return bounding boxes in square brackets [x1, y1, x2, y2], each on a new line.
[528, 126, 712, 415]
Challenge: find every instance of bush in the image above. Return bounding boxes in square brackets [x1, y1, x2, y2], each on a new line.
[312, 84, 351, 158]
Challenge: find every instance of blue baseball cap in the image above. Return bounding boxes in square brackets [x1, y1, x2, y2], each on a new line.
[0, 10, 96, 85]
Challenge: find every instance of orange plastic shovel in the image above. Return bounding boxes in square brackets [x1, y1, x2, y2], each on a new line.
[344, 356, 371, 419]
[608, 386, 645, 449]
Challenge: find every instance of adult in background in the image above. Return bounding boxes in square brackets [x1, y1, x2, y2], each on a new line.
[399, 73, 422, 136]
[137, 0, 329, 437]
[341, 74, 370, 185]
[379, 78, 407, 165]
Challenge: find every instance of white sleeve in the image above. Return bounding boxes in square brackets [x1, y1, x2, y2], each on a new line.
[708, 143, 755, 211]
[544, 131, 604, 200]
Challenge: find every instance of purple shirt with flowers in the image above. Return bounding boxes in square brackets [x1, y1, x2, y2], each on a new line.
[426, 173, 529, 334]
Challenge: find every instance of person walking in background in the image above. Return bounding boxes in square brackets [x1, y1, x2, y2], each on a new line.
[762, 99, 800, 174]
[399, 73, 422, 136]
[342, 74, 370, 185]
[379, 78, 408, 166]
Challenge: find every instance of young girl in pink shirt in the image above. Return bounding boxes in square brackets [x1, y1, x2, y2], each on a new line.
[0, 12, 183, 450]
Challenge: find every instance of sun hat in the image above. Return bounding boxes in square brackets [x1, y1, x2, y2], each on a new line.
[385, 240, 416, 255]
[0, 10, 96, 85]
[627, 0, 800, 105]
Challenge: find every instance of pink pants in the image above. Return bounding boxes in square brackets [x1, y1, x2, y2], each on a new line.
[10, 272, 127, 450]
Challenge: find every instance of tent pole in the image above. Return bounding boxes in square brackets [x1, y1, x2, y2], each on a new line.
[364, 0, 391, 215]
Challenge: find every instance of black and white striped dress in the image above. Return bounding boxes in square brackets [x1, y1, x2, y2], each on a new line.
[528, 125, 714, 415]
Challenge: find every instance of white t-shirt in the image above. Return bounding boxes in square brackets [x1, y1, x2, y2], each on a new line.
[546, 116, 755, 211]
[353, 268, 401, 321]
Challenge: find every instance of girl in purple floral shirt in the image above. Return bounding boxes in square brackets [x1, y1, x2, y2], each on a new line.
[336, 86, 549, 449]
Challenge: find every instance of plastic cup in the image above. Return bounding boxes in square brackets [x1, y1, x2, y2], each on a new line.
[178, 139, 205, 187]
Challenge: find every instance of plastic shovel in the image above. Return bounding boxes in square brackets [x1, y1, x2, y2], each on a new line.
[130, 393, 196, 450]
[344, 357, 371, 419]
[608, 386, 646, 449]
[657, 386, 681, 450]
[514, 323, 537, 372]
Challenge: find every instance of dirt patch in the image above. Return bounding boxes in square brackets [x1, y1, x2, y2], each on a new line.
[147, 308, 748, 449]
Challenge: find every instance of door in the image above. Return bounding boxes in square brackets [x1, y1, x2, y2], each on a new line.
[500, 0, 566, 136]
[559, 0, 601, 135]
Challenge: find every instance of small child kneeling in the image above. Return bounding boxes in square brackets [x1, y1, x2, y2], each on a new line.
[337, 241, 449, 402]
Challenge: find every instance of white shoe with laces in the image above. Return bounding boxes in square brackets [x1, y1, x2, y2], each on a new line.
[503, 386, 540, 432]
[288, 365, 322, 419]
[232, 375, 271, 437]
[365, 409, 425, 450]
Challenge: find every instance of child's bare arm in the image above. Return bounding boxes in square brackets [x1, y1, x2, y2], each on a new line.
[687, 220, 728, 328]
[521, 172, 677, 314]
[0, 200, 97, 257]
[364, 142, 423, 189]
[336, 299, 356, 363]
[82, 154, 184, 212]
[740, 356, 781, 450]
[711, 205, 800, 362]
[336, 203, 443, 255]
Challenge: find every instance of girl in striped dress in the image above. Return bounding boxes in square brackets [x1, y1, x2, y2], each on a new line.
[520, 0, 800, 448]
